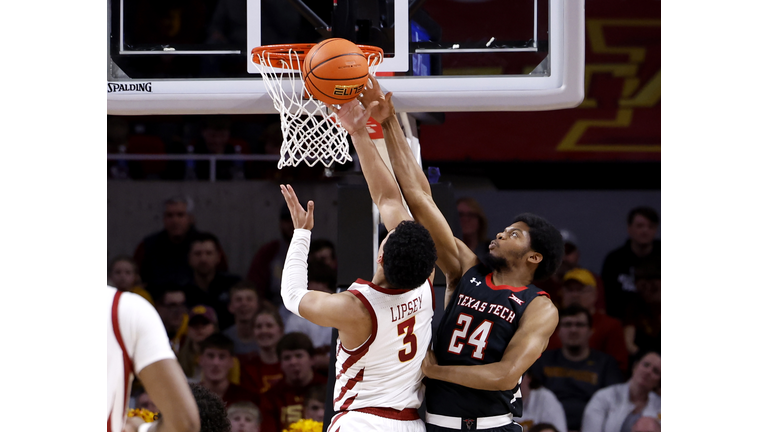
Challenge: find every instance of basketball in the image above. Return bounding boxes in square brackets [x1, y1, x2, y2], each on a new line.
[302, 38, 369, 105]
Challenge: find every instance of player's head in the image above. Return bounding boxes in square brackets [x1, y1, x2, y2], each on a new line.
[487, 213, 563, 282]
[188, 383, 232, 432]
[303, 384, 326, 423]
[199, 333, 235, 383]
[276, 332, 315, 386]
[378, 220, 437, 290]
[227, 401, 261, 432]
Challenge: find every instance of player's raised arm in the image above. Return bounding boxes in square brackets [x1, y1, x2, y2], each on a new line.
[278, 185, 372, 345]
[331, 100, 411, 231]
[421, 295, 559, 391]
[360, 77, 476, 285]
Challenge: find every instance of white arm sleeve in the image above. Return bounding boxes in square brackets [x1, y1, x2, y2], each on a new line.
[281, 228, 311, 318]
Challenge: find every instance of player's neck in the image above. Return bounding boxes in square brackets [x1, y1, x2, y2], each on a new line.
[490, 268, 531, 288]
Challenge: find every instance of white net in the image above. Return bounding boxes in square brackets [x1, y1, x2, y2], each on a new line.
[250, 46, 383, 169]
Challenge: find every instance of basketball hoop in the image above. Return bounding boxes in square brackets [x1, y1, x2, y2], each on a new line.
[250, 43, 384, 169]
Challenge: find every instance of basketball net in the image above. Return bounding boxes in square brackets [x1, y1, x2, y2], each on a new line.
[250, 45, 384, 169]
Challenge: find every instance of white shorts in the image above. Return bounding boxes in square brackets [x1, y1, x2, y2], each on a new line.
[328, 408, 426, 432]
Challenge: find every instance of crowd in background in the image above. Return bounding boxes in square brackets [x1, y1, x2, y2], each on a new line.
[109, 117, 661, 432]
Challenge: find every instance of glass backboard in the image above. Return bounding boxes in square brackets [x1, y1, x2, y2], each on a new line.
[107, 0, 584, 114]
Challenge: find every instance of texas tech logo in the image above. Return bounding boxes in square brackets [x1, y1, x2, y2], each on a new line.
[333, 83, 364, 96]
[462, 418, 476, 430]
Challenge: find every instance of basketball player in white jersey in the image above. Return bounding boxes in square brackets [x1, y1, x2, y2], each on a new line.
[107, 286, 200, 432]
[279, 100, 438, 432]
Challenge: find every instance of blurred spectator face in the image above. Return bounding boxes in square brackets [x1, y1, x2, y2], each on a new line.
[188, 319, 216, 344]
[228, 411, 260, 432]
[457, 201, 480, 239]
[229, 289, 259, 321]
[310, 247, 337, 271]
[628, 214, 657, 247]
[189, 240, 221, 276]
[110, 259, 138, 291]
[303, 398, 325, 423]
[630, 352, 661, 392]
[254, 313, 283, 350]
[199, 347, 233, 382]
[157, 291, 187, 329]
[202, 127, 230, 154]
[561, 244, 580, 273]
[560, 280, 597, 311]
[137, 391, 158, 413]
[280, 349, 313, 386]
[636, 277, 661, 305]
[163, 202, 192, 239]
[631, 417, 661, 432]
[558, 312, 592, 350]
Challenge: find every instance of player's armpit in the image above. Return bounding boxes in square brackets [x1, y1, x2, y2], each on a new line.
[135, 358, 200, 432]
[298, 290, 372, 348]
[422, 296, 558, 391]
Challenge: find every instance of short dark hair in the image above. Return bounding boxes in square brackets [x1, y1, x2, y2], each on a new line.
[253, 303, 285, 331]
[150, 282, 186, 305]
[191, 232, 221, 249]
[382, 220, 437, 290]
[189, 383, 232, 432]
[511, 213, 564, 281]
[200, 333, 235, 356]
[229, 280, 259, 299]
[304, 384, 326, 405]
[309, 239, 336, 257]
[277, 332, 315, 358]
[627, 206, 660, 225]
[308, 261, 337, 290]
[559, 304, 592, 328]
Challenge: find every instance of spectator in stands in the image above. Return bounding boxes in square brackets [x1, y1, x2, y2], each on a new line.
[247, 204, 293, 319]
[308, 239, 338, 272]
[184, 232, 241, 329]
[109, 255, 154, 305]
[228, 401, 261, 432]
[529, 424, 560, 432]
[258, 333, 328, 432]
[516, 373, 567, 432]
[528, 305, 624, 432]
[623, 265, 661, 365]
[134, 196, 199, 287]
[631, 417, 661, 432]
[223, 281, 261, 355]
[302, 384, 326, 423]
[283, 261, 335, 373]
[239, 306, 285, 395]
[581, 351, 661, 432]
[179, 305, 219, 382]
[456, 197, 491, 260]
[153, 284, 189, 351]
[601, 206, 661, 320]
[189, 116, 251, 181]
[536, 229, 606, 310]
[199, 333, 259, 408]
[546, 268, 629, 374]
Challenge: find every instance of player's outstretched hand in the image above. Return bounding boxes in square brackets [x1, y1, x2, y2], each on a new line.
[280, 184, 314, 231]
[421, 348, 438, 378]
[330, 99, 379, 136]
[359, 76, 395, 124]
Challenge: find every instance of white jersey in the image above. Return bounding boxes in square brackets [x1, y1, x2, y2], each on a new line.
[107, 286, 176, 432]
[333, 278, 434, 412]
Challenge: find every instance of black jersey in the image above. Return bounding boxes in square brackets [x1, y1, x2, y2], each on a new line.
[425, 263, 549, 419]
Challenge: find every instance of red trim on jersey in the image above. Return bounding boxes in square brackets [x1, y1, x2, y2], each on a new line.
[334, 367, 365, 406]
[355, 278, 412, 295]
[329, 410, 352, 431]
[338, 289, 378, 357]
[352, 407, 421, 420]
[484, 273, 529, 292]
[536, 290, 551, 299]
[110, 291, 134, 432]
[428, 279, 435, 311]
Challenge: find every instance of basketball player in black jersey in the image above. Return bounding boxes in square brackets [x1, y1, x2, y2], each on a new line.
[357, 77, 564, 431]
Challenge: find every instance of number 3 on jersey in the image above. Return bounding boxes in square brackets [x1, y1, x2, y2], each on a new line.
[397, 316, 417, 362]
[447, 313, 494, 360]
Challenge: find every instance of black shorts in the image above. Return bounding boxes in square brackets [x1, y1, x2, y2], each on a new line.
[426, 421, 523, 432]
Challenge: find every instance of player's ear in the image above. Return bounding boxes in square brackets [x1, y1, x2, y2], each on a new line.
[527, 252, 543, 264]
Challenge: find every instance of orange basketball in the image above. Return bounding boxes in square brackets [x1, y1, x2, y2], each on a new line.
[302, 38, 369, 105]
